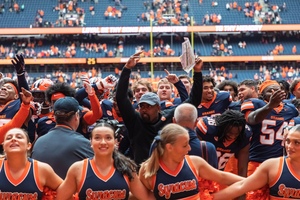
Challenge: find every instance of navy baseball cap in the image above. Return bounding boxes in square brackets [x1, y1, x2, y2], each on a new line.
[54, 97, 82, 113]
[139, 92, 160, 105]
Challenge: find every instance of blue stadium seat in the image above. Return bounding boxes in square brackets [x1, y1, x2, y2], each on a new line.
[0, 0, 299, 28]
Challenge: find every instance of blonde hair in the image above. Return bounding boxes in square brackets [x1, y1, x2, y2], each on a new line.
[141, 123, 188, 178]
[132, 80, 153, 93]
[157, 78, 173, 90]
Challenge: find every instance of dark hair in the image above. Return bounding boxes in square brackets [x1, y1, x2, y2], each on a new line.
[217, 80, 238, 97]
[45, 82, 76, 102]
[91, 123, 137, 181]
[292, 99, 300, 110]
[178, 74, 191, 83]
[3, 79, 19, 93]
[290, 79, 300, 95]
[215, 110, 246, 144]
[111, 87, 133, 101]
[203, 75, 216, 87]
[277, 79, 291, 99]
[55, 110, 77, 124]
[238, 79, 258, 93]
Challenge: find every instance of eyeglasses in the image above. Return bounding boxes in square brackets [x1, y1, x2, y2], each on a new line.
[138, 104, 154, 109]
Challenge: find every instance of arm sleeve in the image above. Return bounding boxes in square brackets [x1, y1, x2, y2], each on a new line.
[185, 72, 202, 107]
[17, 73, 29, 91]
[174, 80, 188, 103]
[83, 93, 102, 125]
[75, 87, 91, 109]
[0, 103, 30, 143]
[206, 142, 218, 169]
[116, 67, 138, 136]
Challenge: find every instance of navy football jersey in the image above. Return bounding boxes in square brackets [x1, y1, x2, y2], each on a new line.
[36, 115, 56, 137]
[197, 91, 232, 118]
[0, 99, 21, 126]
[289, 116, 300, 126]
[241, 98, 298, 163]
[196, 117, 252, 170]
[228, 100, 241, 111]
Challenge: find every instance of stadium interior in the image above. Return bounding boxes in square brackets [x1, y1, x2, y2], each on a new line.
[0, 0, 299, 85]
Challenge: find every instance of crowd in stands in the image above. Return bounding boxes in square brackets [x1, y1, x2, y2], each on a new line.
[0, 31, 299, 60]
[52, 0, 85, 27]
[0, 0, 296, 28]
[135, 37, 177, 57]
[225, 1, 284, 25]
[104, 3, 126, 20]
[211, 36, 234, 56]
[0, 1, 24, 14]
[257, 64, 300, 83]
[140, 0, 191, 26]
[202, 12, 222, 25]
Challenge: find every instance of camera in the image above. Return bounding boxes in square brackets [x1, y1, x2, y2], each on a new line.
[88, 118, 126, 142]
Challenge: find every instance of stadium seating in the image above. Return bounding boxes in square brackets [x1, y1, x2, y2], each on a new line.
[26, 69, 257, 83]
[0, 0, 299, 28]
[0, 0, 57, 28]
[1, 34, 299, 59]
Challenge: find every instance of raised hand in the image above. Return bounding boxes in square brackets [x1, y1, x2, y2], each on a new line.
[96, 75, 118, 91]
[268, 89, 286, 108]
[124, 51, 143, 69]
[164, 69, 179, 84]
[194, 56, 203, 72]
[80, 75, 90, 85]
[80, 76, 94, 96]
[20, 87, 33, 105]
[11, 54, 25, 75]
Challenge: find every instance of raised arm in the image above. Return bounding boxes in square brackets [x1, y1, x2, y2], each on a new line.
[164, 69, 188, 102]
[186, 57, 203, 107]
[246, 89, 285, 125]
[81, 82, 102, 124]
[116, 51, 143, 134]
[11, 54, 29, 91]
[0, 88, 32, 143]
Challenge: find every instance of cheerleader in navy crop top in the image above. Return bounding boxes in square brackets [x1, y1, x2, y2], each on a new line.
[77, 158, 130, 200]
[212, 124, 300, 200]
[140, 124, 244, 200]
[152, 156, 199, 200]
[0, 158, 43, 200]
[57, 122, 155, 200]
[1, 128, 62, 200]
[269, 156, 300, 199]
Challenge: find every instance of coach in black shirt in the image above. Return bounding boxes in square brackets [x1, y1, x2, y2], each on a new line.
[116, 51, 203, 165]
